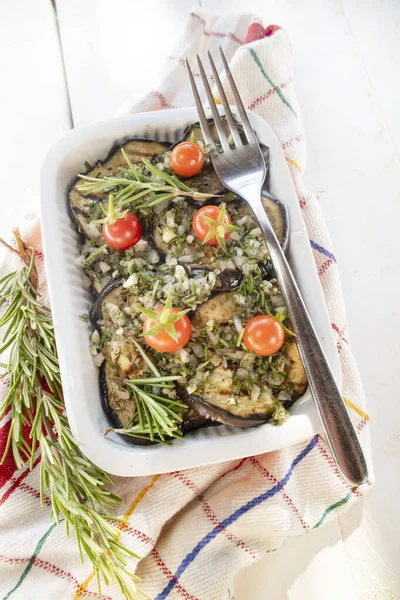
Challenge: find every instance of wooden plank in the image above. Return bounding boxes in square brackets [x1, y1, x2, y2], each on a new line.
[0, 0, 71, 237]
[341, 0, 400, 154]
[55, 0, 194, 127]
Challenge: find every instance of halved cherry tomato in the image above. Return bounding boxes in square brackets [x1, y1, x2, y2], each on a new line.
[170, 142, 204, 177]
[243, 315, 285, 356]
[143, 307, 192, 353]
[102, 212, 141, 250]
[192, 205, 232, 245]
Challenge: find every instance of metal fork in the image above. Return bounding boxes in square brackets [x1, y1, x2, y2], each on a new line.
[186, 48, 368, 487]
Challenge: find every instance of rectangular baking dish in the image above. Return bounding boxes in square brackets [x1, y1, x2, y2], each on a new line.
[40, 107, 341, 477]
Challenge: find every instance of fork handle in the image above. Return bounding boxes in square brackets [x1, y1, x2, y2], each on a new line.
[249, 195, 368, 487]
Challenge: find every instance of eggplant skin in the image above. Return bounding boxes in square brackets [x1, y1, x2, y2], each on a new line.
[261, 192, 290, 254]
[192, 292, 237, 328]
[93, 280, 156, 446]
[90, 278, 123, 326]
[176, 384, 269, 428]
[179, 410, 217, 434]
[177, 339, 307, 429]
[217, 268, 242, 291]
[183, 166, 226, 199]
[90, 280, 123, 328]
[182, 266, 242, 293]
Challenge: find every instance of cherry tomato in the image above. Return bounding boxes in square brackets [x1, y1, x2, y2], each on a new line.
[143, 307, 192, 353]
[243, 315, 285, 356]
[102, 212, 141, 250]
[170, 142, 204, 177]
[192, 205, 231, 245]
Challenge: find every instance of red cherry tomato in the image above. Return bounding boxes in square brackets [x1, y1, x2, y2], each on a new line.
[102, 212, 141, 250]
[192, 205, 231, 245]
[243, 315, 285, 356]
[170, 142, 204, 177]
[143, 307, 192, 353]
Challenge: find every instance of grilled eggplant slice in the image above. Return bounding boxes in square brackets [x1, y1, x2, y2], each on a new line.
[68, 139, 169, 240]
[184, 166, 227, 198]
[92, 280, 154, 444]
[92, 278, 212, 444]
[262, 192, 289, 253]
[177, 289, 306, 428]
[192, 292, 237, 328]
[285, 342, 307, 395]
[235, 190, 289, 253]
[102, 139, 170, 170]
[168, 121, 240, 203]
[177, 342, 306, 428]
[150, 194, 288, 270]
[177, 378, 274, 428]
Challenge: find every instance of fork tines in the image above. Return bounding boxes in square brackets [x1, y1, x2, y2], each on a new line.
[186, 47, 256, 152]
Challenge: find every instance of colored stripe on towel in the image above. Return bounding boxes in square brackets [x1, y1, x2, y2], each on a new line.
[2, 522, 57, 600]
[285, 156, 302, 172]
[155, 436, 318, 599]
[314, 491, 353, 528]
[74, 474, 160, 599]
[344, 397, 370, 422]
[190, 12, 243, 45]
[248, 48, 297, 117]
[309, 240, 337, 263]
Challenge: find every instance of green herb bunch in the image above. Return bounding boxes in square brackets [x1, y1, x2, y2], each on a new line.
[0, 231, 146, 599]
[77, 149, 217, 209]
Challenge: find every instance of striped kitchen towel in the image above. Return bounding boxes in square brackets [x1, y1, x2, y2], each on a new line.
[0, 6, 373, 600]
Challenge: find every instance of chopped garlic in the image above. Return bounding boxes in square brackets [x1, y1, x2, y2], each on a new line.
[92, 352, 104, 367]
[91, 330, 100, 345]
[99, 261, 111, 273]
[123, 274, 139, 288]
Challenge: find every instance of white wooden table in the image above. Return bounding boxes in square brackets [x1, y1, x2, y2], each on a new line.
[1, 0, 400, 598]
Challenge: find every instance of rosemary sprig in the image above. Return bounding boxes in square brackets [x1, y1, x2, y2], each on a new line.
[0, 231, 146, 599]
[106, 351, 186, 442]
[107, 342, 186, 442]
[77, 149, 218, 206]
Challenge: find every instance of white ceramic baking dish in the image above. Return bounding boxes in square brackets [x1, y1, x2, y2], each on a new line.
[40, 107, 341, 477]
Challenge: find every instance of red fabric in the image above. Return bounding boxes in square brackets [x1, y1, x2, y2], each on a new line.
[244, 23, 282, 44]
[0, 420, 18, 488]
